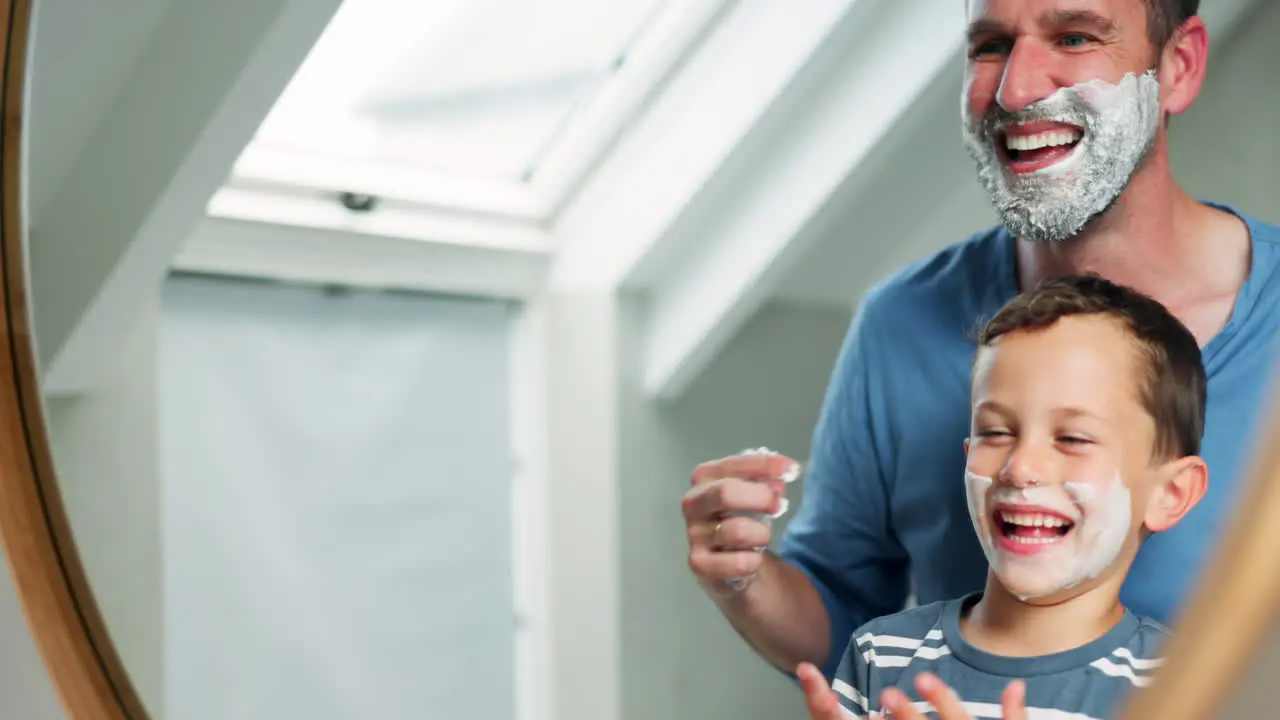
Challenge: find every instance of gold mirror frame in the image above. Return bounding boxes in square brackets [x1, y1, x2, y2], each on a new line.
[0, 2, 1275, 719]
[0, 1, 145, 717]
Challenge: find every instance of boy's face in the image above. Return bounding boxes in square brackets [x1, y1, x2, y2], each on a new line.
[964, 314, 1205, 604]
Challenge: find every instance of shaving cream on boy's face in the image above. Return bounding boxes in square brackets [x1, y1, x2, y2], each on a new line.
[965, 465, 1132, 601]
[961, 70, 1163, 244]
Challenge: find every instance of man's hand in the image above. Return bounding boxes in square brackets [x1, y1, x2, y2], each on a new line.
[879, 673, 1027, 720]
[797, 662, 849, 719]
[682, 450, 798, 595]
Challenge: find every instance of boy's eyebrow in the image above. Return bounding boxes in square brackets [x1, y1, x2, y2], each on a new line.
[1057, 406, 1106, 422]
[973, 399, 1014, 416]
[973, 401, 1106, 422]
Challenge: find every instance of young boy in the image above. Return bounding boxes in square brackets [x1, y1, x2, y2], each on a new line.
[797, 274, 1209, 719]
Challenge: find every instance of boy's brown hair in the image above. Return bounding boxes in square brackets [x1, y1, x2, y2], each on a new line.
[976, 273, 1206, 461]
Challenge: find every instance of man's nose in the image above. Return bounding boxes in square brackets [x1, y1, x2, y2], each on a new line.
[996, 40, 1058, 113]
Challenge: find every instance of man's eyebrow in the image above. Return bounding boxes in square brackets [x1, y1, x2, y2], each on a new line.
[965, 10, 1119, 43]
[965, 18, 1011, 43]
[1042, 9, 1119, 35]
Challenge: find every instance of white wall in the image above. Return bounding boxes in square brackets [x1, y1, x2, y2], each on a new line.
[533, 290, 624, 720]
[617, 299, 852, 720]
[1169, 0, 1280, 217]
[42, 289, 163, 716]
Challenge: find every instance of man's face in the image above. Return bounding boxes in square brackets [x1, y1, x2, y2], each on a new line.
[964, 315, 1160, 603]
[961, 0, 1165, 243]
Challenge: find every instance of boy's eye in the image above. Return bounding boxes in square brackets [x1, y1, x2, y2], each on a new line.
[1058, 435, 1093, 445]
[977, 429, 1013, 438]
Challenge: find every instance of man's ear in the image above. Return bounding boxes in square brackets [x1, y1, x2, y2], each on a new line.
[963, 438, 970, 456]
[1159, 17, 1209, 117]
[1143, 455, 1208, 533]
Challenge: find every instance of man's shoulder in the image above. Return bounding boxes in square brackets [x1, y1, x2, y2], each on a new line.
[1243, 210, 1280, 243]
[857, 225, 1006, 326]
[1245, 211, 1280, 288]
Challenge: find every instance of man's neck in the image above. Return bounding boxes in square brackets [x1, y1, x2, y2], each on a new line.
[1013, 148, 1250, 322]
[960, 575, 1127, 658]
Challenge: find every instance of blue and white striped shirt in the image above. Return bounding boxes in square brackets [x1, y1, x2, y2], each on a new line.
[833, 593, 1167, 719]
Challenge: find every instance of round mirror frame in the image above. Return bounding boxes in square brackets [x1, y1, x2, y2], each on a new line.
[0, 1, 144, 717]
[0, 2, 1276, 719]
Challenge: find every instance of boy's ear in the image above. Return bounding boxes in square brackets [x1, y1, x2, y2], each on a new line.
[963, 438, 970, 456]
[1143, 455, 1208, 533]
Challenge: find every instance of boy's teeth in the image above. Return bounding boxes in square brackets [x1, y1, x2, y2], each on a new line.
[1008, 535, 1059, 544]
[999, 511, 1068, 528]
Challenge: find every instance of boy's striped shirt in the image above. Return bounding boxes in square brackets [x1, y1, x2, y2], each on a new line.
[833, 593, 1168, 719]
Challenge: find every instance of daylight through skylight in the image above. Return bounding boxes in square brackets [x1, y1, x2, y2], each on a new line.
[254, 0, 667, 184]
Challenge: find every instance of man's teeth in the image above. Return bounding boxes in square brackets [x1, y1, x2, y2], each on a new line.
[1005, 129, 1082, 152]
[999, 511, 1069, 528]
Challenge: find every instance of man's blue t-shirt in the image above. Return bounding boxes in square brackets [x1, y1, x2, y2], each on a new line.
[777, 203, 1280, 678]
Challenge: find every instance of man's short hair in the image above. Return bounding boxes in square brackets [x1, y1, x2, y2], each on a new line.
[1146, 0, 1200, 49]
[976, 274, 1206, 461]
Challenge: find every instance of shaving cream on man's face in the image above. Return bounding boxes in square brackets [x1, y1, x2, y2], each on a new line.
[961, 70, 1163, 244]
[965, 469, 1132, 601]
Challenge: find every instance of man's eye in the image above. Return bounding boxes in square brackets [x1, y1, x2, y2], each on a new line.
[1059, 33, 1093, 48]
[970, 39, 1012, 57]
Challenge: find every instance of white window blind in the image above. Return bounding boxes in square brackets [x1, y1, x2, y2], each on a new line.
[159, 275, 518, 720]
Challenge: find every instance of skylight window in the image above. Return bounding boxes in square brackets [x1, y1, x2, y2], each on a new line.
[251, 0, 668, 185]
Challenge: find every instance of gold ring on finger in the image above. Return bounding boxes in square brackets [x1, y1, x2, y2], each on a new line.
[712, 520, 725, 549]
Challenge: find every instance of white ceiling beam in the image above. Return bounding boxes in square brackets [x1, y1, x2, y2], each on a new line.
[638, 0, 962, 400]
[172, 189, 550, 299]
[547, 0, 861, 292]
[31, 0, 344, 395]
[637, 0, 1259, 402]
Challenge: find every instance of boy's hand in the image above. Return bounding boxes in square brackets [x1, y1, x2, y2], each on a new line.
[796, 662, 850, 719]
[879, 673, 1027, 720]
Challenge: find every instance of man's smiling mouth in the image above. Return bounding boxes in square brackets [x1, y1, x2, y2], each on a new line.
[998, 121, 1083, 173]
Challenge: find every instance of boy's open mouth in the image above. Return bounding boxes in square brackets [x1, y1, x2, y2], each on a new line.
[994, 506, 1076, 548]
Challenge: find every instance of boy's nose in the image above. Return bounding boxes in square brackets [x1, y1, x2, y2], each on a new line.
[1000, 454, 1048, 488]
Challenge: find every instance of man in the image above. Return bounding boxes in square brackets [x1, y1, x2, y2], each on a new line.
[680, 0, 1280, 683]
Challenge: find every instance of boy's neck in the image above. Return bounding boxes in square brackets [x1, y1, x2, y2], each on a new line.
[960, 574, 1127, 658]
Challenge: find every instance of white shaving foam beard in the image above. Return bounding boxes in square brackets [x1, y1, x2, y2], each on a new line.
[964, 471, 1132, 601]
[960, 71, 1163, 244]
